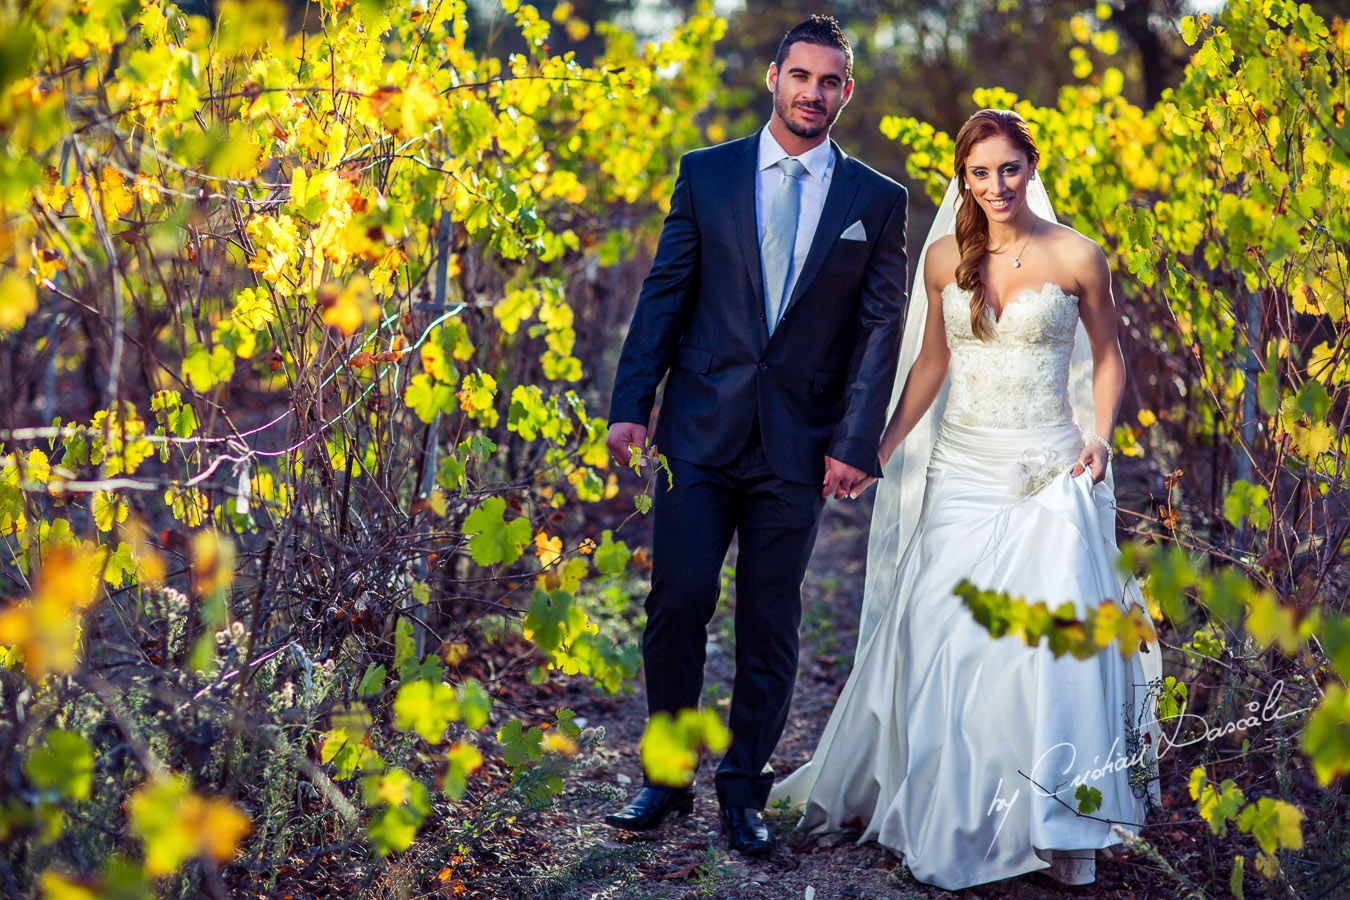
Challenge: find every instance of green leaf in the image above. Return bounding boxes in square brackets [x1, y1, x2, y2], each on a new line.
[523, 589, 585, 657]
[1237, 797, 1304, 854]
[594, 529, 630, 577]
[1224, 480, 1271, 530]
[1180, 15, 1200, 45]
[1320, 615, 1350, 681]
[640, 708, 731, 788]
[101, 541, 136, 585]
[462, 434, 498, 457]
[1301, 684, 1350, 785]
[1140, 545, 1197, 623]
[393, 618, 441, 681]
[455, 679, 492, 730]
[508, 384, 551, 441]
[497, 719, 544, 768]
[26, 729, 94, 802]
[363, 769, 430, 855]
[464, 496, 531, 565]
[393, 679, 458, 744]
[1075, 784, 1102, 815]
[151, 390, 198, 439]
[357, 663, 387, 696]
[182, 344, 234, 393]
[367, 804, 421, 855]
[1295, 380, 1331, 420]
[1157, 676, 1188, 721]
[444, 740, 483, 801]
[404, 374, 455, 424]
[438, 454, 466, 491]
[394, 617, 416, 672]
[1190, 767, 1245, 836]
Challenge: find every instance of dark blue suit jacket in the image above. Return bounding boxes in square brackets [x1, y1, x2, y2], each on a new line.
[609, 133, 908, 485]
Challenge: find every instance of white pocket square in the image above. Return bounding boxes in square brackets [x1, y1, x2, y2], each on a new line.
[840, 220, 867, 241]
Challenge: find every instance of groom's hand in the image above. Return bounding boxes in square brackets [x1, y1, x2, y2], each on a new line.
[607, 422, 650, 468]
[823, 456, 868, 500]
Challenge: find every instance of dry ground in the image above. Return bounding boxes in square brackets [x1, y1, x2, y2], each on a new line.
[480, 497, 1193, 900]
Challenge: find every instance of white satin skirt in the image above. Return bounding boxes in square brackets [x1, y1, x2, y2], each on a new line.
[770, 421, 1160, 890]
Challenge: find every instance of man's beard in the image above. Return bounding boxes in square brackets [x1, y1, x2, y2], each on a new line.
[774, 90, 837, 138]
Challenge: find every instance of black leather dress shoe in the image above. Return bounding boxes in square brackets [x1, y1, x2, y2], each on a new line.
[604, 785, 694, 831]
[720, 807, 774, 857]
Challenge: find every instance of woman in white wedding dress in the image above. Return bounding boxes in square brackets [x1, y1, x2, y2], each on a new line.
[769, 109, 1162, 889]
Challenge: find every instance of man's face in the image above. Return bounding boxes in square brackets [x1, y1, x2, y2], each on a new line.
[767, 42, 853, 140]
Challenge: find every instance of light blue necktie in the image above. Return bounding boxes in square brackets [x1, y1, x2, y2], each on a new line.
[762, 157, 806, 334]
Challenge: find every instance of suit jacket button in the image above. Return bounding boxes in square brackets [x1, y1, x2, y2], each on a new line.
[758, 362, 769, 371]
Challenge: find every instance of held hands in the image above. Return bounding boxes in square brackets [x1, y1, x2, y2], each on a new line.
[1070, 439, 1110, 484]
[607, 422, 650, 468]
[850, 446, 894, 498]
[823, 456, 869, 500]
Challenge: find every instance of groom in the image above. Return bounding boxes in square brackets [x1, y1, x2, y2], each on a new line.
[604, 15, 908, 855]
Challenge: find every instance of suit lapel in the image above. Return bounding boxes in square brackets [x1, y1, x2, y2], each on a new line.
[730, 136, 766, 319]
[781, 142, 860, 318]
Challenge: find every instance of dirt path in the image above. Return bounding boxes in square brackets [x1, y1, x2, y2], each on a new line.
[500, 497, 1183, 900]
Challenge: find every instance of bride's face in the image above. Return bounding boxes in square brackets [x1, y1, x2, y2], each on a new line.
[962, 134, 1035, 225]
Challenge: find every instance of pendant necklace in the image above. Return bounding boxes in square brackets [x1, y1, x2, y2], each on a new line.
[998, 217, 1039, 268]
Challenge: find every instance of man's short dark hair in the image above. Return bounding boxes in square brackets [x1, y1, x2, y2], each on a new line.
[774, 15, 853, 81]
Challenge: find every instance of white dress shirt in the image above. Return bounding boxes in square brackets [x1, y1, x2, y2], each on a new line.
[755, 126, 836, 307]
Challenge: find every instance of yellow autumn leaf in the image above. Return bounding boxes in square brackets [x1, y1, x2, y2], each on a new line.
[246, 214, 301, 289]
[129, 775, 251, 876]
[1245, 591, 1310, 655]
[32, 246, 65, 281]
[121, 517, 166, 585]
[92, 491, 128, 531]
[99, 166, 135, 219]
[441, 641, 469, 666]
[0, 546, 103, 682]
[318, 277, 377, 336]
[68, 183, 91, 221]
[444, 739, 483, 800]
[191, 530, 236, 598]
[640, 708, 731, 788]
[427, 488, 448, 517]
[133, 175, 162, 205]
[1237, 796, 1304, 855]
[68, 167, 135, 222]
[374, 769, 415, 807]
[541, 730, 578, 756]
[419, 340, 455, 382]
[39, 871, 99, 900]
[41, 165, 67, 211]
[370, 74, 443, 139]
[0, 270, 37, 331]
[231, 287, 274, 330]
[457, 372, 497, 413]
[535, 531, 562, 568]
[400, 73, 442, 137]
[1289, 421, 1335, 458]
[1293, 281, 1321, 315]
[25, 448, 50, 484]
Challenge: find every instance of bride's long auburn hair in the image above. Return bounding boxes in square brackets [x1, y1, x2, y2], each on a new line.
[953, 109, 1041, 341]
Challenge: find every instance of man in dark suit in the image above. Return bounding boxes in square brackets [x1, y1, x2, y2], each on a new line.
[603, 15, 908, 856]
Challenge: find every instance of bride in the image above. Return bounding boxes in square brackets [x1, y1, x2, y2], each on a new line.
[769, 109, 1162, 889]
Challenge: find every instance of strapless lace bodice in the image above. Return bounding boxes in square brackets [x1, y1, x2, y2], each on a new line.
[940, 282, 1079, 429]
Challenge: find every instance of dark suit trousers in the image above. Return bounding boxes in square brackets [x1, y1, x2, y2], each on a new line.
[643, 427, 826, 809]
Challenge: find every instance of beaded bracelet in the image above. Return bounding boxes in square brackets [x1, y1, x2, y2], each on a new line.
[1085, 434, 1114, 465]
